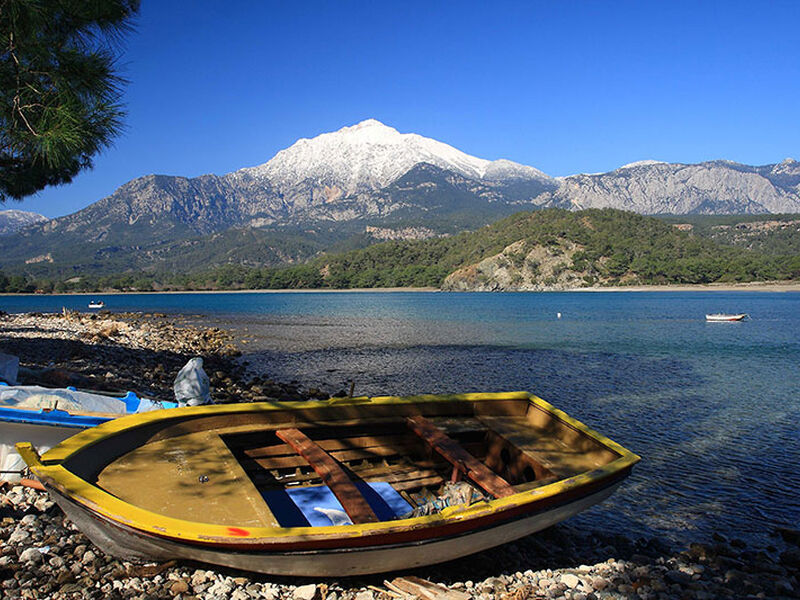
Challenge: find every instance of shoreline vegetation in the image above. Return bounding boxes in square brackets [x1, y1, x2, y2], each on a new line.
[1, 280, 800, 297]
[1, 312, 799, 598]
[2, 209, 800, 296]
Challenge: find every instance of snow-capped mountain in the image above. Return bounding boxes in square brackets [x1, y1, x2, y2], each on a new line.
[240, 119, 552, 205]
[2, 118, 799, 278]
[0, 209, 47, 235]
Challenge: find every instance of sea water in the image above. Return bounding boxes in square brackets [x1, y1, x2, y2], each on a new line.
[2, 290, 799, 546]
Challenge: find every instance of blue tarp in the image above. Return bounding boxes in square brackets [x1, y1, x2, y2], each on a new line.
[263, 482, 411, 527]
[0, 406, 110, 428]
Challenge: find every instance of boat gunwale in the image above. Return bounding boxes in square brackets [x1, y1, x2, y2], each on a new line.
[17, 392, 640, 545]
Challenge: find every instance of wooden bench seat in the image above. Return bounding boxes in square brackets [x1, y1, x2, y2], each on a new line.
[406, 415, 515, 498]
[275, 428, 379, 524]
[477, 416, 613, 478]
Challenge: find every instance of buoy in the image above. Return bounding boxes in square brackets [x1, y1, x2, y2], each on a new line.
[557, 312, 562, 319]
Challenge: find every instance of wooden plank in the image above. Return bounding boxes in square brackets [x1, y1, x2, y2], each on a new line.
[483, 431, 553, 482]
[477, 415, 611, 478]
[241, 433, 418, 458]
[248, 461, 444, 490]
[248, 443, 422, 470]
[405, 416, 515, 498]
[275, 428, 380, 524]
[390, 577, 471, 600]
[245, 453, 450, 476]
[425, 416, 486, 436]
[390, 475, 445, 492]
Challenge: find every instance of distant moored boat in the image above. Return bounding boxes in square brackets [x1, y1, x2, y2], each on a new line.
[87, 301, 104, 309]
[705, 313, 748, 322]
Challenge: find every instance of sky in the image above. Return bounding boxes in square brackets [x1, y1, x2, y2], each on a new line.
[12, 0, 800, 218]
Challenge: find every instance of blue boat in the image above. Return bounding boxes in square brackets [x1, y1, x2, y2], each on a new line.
[0, 384, 176, 482]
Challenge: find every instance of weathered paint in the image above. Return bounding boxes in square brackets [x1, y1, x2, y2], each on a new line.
[17, 392, 640, 548]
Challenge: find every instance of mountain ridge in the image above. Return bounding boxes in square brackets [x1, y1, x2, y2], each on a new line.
[1, 119, 798, 277]
[0, 209, 48, 236]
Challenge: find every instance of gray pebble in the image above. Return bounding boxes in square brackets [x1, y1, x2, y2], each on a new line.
[18, 547, 43, 564]
[8, 527, 29, 544]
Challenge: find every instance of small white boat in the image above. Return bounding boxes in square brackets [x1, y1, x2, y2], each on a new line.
[705, 313, 748, 322]
[0, 385, 176, 482]
[88, 301, 105, 309]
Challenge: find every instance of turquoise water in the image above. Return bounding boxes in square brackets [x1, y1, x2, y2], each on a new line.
[2, 290, 799, 547]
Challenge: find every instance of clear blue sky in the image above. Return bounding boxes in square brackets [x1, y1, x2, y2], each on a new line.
[15, 0, 800, 217]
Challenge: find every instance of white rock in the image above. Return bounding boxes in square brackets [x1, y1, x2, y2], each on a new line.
[293, 584, 317, 600]
[261, 583, 279, 597]
[354, 591, 374, 600]
[590, 576, 608, 591]
[8, 528, 29, 544]
[207, 580, 233, 597]
[191, 570, 209, 586]
[561, 573, 580, 589]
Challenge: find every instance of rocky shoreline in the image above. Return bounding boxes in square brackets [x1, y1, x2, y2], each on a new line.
[1, 484, 797, 600]
[0, 310, 331, 403]
[1, 312, 798, 599]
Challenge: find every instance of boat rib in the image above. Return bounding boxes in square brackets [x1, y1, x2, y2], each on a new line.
[275, 427, 379, 524]
[405, 415, 515, 498]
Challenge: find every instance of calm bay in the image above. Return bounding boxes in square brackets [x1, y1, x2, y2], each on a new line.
[2, 290, 799, 548]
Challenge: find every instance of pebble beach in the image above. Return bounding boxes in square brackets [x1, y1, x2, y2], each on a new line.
[1, 312, 798, 599]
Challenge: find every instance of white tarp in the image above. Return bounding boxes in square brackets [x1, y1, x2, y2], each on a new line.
[0, 385, 165, 414]
[173, 357, 212, 406]
[0, 386, 169, 482]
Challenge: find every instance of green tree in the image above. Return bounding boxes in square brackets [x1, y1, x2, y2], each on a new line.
[0, 0, 139, 201]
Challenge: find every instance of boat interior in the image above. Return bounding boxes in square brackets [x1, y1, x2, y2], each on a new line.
[62, 396, 621, 528]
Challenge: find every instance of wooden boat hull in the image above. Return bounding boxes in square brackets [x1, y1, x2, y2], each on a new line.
[49, 479, 623, 576]
[18, 392, 640, 575]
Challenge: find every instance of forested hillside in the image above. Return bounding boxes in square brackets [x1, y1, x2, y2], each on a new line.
[661, 214, 800, 256]
[4, 209, 797, 293]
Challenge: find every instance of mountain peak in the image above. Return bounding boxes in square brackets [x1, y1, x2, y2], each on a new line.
[349, 118, 391, 130]
[617, 160, 667, 170]
[0, 209, 48, 236]
[323, 118, 404, 145]
[244, 120, 498, 199]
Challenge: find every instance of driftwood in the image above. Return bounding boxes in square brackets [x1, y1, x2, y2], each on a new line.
[388, 576, 470, 600]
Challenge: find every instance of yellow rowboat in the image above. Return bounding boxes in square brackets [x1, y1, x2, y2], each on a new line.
[17, 392, 639, 576]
